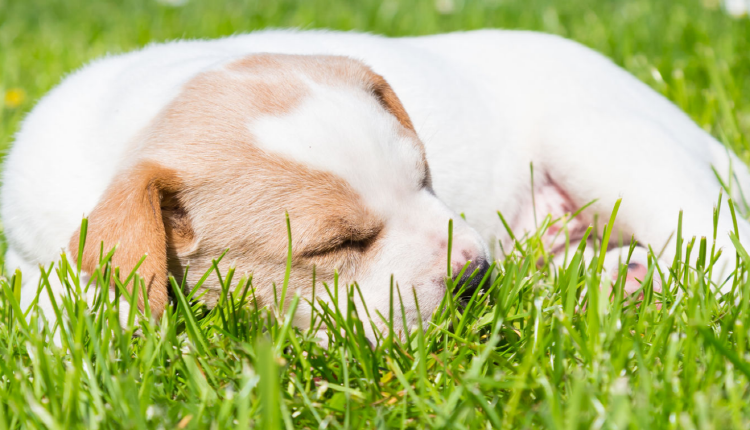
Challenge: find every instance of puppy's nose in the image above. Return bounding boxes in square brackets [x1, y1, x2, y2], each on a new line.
[452, 258, 491, 299]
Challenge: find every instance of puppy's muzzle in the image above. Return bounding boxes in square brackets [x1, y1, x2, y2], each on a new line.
[453, 258, 491, 299]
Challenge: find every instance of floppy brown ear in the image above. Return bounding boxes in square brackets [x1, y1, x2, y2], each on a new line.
[69, 162, 181, 319]
[362, 70, 415, 132]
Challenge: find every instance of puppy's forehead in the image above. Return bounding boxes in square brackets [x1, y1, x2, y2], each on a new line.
[224, 55, 428, 205]
[144, 54, 427, 205]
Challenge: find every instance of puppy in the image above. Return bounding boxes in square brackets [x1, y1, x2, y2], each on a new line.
[3, 30, 748, 340]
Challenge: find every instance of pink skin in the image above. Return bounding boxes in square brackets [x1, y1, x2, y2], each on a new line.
[512, 176, 665, 310]
[611, 261, 663, 309]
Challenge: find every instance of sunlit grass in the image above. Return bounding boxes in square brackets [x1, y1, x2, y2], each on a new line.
[3, 201, 750, 428]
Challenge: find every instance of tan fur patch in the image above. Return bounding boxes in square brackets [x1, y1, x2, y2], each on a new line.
[71, 54, 426, 316]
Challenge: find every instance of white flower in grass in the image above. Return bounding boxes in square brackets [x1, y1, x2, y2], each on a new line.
[156, 0, 188, 6]
[724, 0, 750, 16]
[435, 0, 456, 15]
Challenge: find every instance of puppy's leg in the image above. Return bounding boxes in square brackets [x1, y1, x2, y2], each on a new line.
[537, 111, 750, 291]
[512, 176, 592, 257]
[601, 246, 665, 306]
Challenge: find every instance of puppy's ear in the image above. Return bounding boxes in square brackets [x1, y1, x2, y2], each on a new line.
[362, 70, 415, 132]
[360, 68, 433, 188]
[69, 162, 181, 319]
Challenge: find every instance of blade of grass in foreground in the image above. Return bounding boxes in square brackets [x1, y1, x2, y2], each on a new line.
[257, 338, 282, 430]
[170, 275, 210, 356]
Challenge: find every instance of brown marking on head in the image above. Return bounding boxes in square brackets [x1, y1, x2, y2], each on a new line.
[72, 54, 429, 315]
[227, 54, 417, 128]
[227, 55, 431, 188]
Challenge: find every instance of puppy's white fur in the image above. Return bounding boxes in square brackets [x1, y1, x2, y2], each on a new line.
[4, 30, 748, 337]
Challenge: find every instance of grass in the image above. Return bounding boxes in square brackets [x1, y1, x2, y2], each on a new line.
[2, 0, 750, 428]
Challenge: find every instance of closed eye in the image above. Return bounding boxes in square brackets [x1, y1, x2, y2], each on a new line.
[301, 226, 382, 258]
[338, 233, 379, 252]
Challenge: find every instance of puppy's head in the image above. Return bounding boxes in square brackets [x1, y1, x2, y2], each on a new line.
[70, 54, 488, 339]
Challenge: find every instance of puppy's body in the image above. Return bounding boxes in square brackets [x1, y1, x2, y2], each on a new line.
[4, 30, 748, 336]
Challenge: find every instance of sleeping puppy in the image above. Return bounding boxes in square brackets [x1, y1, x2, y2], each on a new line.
[3, 30, 748, 340]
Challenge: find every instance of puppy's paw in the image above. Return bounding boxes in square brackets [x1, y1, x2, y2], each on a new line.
[603, 247, 664, 308]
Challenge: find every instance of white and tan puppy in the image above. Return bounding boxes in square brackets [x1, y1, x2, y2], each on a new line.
[3, 30, 749, 339]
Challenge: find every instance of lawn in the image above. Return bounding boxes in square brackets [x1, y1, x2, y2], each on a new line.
[2, 0, 750, 428]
